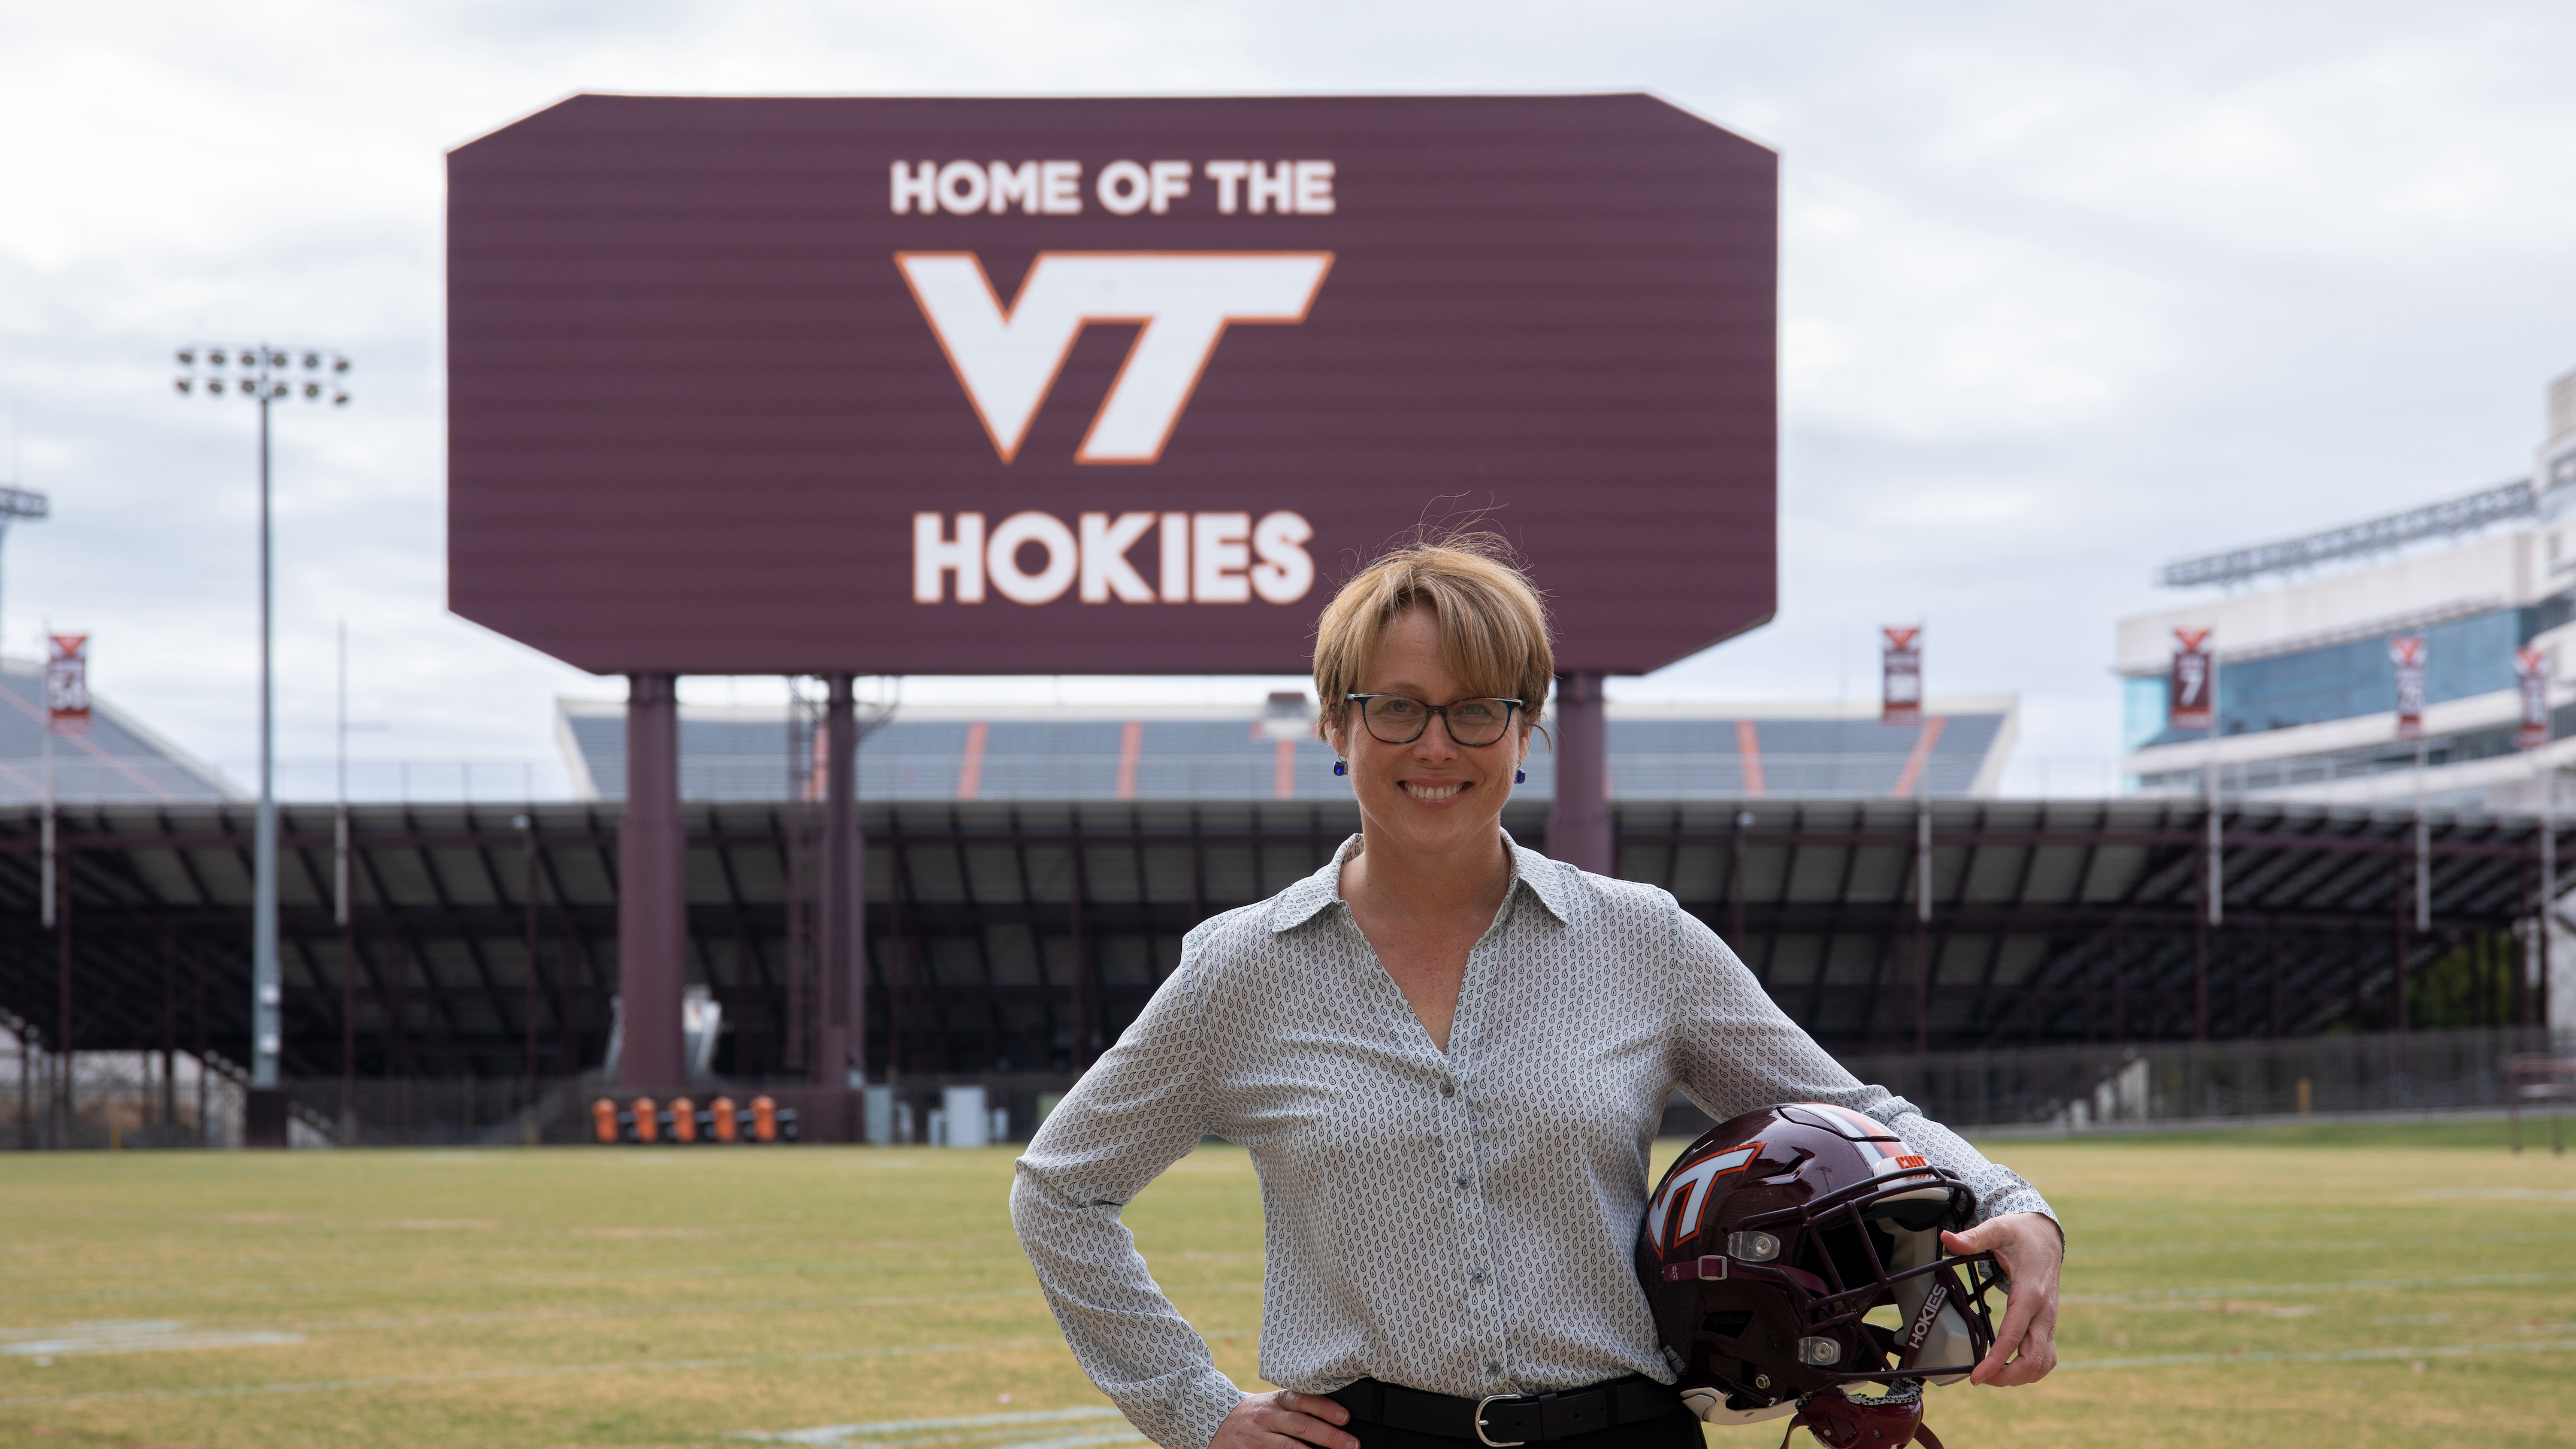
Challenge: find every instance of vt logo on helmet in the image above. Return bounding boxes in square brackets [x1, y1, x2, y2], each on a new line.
[1635, 1104, 2003, 1448]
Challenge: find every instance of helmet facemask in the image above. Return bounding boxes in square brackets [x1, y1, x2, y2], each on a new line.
[1747, 1166, 2002, 1390]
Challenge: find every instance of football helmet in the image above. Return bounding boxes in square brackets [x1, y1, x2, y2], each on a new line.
[1634, 1103, 2003, 1447]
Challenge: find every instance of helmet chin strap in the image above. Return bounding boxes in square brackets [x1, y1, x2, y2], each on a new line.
[1774, 1383, 1944, 1449]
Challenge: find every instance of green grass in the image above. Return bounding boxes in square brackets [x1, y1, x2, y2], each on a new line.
[0, 1121, 2570, 1448]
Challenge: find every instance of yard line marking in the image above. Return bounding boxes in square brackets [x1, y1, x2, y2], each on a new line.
[0, 1321, 302, 1357]
[982, 1433, 1148, 1449]
[755, 1432, 1142, 1449]
[734, 1406, 1126, 1439]
[2061, 1338, 2576, 1371]
[0, 1336, 1065, 1409]
[279, 1288, 1047, 1334]
[2070, 1229, 2576, 1260]
[2414, 1187, 2576, 1201]
[8, 1257, 1019, 1305]
[2066, 1268, 2576, 1305]
[733, 1409, 1145, 1447]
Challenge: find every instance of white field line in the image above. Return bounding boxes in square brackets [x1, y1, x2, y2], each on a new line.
[2061, 1339, 2576, 1371]
[277, 1287, 1053, 1334]
[3, 1256, 1012, 1305]
[2069, 1229, 2576, 1261]
[0, 1285, 1254, 1341]
[754, 1431, 1144, 1449]
[0, 1295, 1044, 1352]
[2413, 1187, 2576, 1201]
[732, 1406, 1126, 1440]
[976, 1433, 1149, 1449]
[2064, 1268, 2576, 1305]
[2, 1327, 303, 1357]
[0, 1336, 1066, 1409]
[733, 1409, 1145, 1448]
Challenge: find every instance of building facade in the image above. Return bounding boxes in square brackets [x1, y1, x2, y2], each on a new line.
[2120, 375, 2576, 813]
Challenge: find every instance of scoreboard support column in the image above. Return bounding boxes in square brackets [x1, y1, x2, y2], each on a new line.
[618, 673, 687, 1087]
[1548, 671, 1612, 876]
[818, 674, 863, 1088]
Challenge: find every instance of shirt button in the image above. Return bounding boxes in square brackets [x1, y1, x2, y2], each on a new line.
[1455, 1175, 1470, 1188]
[1440, 1081, 1456, 1097]
[1470, 1269, 1488, 1282]
[1487, 1362, 1502, 1375]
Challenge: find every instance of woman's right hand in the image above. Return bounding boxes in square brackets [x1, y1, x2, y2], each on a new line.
[1212, 1390, 1360, 1449]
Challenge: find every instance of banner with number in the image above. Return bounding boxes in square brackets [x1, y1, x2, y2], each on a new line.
[2169, 627, 2214, 733]
[45, 634, 89, 736]
[1880, 627, 1922, 726]
[2390, 635, 2426, 742]
[2520, 646, 2552, 750]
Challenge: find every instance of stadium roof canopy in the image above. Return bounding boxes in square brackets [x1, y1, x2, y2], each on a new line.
[2, 794, 2547, 1118]
[556, 696, 2021, 803]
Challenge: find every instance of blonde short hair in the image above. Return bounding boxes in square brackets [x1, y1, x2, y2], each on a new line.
[1311, 533, 1555, 743]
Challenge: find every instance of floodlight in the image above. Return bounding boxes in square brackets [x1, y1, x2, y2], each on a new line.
[165, 335, 356, 1096]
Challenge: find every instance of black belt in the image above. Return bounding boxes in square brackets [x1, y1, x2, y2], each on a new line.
[1327, 1375, 1683, 1446]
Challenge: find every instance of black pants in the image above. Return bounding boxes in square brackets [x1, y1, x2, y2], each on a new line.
[1343, 1407, 1703, 1449]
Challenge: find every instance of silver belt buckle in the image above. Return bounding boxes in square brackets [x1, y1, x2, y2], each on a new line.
[1474, 1393, 1528, 1448]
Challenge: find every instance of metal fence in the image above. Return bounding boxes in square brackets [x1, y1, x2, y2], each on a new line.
[1, 1036, 250, 1149]
[13, 1026, 2567, 1149]
[1836, 1027, 2570, 1132]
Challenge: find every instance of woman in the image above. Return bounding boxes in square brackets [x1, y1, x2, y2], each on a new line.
[1012, 537, 2062, 1449]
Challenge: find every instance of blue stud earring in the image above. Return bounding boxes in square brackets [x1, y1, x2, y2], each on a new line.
[1333, 759, 1347, 776]
[1514, 767, 1527, 784]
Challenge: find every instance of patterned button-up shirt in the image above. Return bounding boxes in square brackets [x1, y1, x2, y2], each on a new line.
[1011, 836, 2051, 1449]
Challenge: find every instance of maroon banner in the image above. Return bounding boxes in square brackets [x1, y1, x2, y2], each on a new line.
[1880, 626, 1922, 727]
[2169, 628, 2214, 733]
[2520, 646, 2552, 751]
[45, 634, 89, 736]
[445, 95, 1777, 676]
[2389, 635, 2425, 742]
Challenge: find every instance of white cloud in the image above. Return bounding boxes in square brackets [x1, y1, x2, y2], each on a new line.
[0, 0, 2569, 799]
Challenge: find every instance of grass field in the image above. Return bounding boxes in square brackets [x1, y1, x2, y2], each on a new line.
[2, 1120, 2571, 1449]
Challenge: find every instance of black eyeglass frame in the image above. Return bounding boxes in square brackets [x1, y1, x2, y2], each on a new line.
[1343, 692, 1527, 748]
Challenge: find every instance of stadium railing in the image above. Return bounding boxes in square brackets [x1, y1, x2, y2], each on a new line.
[1830, 1027, 2569, 1135]
[13, 1028, 2566, 1148]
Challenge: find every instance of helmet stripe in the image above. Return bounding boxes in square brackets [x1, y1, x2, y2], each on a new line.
[1801, 1101, 1904, 1152]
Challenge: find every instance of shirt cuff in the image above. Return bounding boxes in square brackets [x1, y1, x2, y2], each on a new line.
[1127, 1366, 1245, 1449]
[1981, 1186, 2057, 1231]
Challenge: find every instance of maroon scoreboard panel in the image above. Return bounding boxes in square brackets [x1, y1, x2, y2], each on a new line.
[446, 93, 1776, 676]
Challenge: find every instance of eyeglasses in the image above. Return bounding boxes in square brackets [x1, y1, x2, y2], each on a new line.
[1346, 693, 1524, 748]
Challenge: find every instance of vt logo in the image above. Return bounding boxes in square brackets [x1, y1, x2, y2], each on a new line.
[1647, 1144, 1758, 1251]
[896, 251, 1333, 464]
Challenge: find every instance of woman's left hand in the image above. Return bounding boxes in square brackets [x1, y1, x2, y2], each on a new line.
[1939, 1212, 2062, 1386]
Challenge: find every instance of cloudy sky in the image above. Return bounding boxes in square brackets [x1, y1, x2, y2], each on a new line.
[2, 1, 2569, 800]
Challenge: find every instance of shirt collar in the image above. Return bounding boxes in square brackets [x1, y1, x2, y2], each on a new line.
[1268, 829, 1572, 933]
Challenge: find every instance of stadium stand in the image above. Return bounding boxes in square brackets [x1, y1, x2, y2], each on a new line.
[554, 697, 2018, 803]
[0, 660, 240, 804]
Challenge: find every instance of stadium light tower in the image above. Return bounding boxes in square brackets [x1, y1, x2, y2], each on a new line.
[173, 343, 352, 1096]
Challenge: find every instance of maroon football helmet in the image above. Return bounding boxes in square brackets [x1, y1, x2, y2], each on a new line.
[1634, 1103, 2003, 1445]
